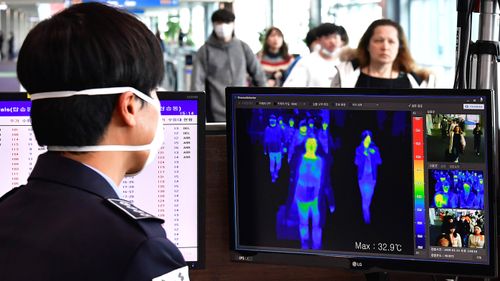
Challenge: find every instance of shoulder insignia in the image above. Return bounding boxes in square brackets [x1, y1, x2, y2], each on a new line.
[106, 198, 163, 222]
[153, 266, 190, 281]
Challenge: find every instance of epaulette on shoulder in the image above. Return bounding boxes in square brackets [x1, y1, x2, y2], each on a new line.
[106, 198, 164, 223]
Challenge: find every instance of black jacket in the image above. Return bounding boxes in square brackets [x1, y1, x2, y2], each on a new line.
[0, 152, 187, 281]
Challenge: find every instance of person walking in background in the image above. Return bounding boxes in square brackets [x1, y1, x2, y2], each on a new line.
[331, 19, 435, 88]
[7, 31, 14, 61]
[191, 9, 266, 122]
[256, 27, 295, 87]
[263, 114, 284, 183]
[284, 23, 348, 87]
[292, 137, 334, 250]
[354, 130, 382, 224]
[472, 123, 482, 156]
[0, 31, 4, 60]
[282, 26, 320, 82]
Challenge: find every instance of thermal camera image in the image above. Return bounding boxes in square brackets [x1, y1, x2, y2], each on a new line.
[355, 130, 382, 224]
[234, 108, 413, 254]
[428, 169, 484, 210]
[263, 114, 285, 183]
[294, 138, 331, 249]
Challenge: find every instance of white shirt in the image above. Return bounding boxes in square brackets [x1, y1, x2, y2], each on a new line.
[283, 51, 340, 87]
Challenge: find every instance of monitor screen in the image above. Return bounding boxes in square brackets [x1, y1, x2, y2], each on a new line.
[0, 91, 205, 268]
[227, 87, 497, 277]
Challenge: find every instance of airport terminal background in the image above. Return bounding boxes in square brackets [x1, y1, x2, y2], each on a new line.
[1, 1, 499, 281]
[0, 0, 476, 92]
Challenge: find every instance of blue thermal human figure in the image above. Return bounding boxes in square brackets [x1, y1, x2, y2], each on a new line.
[475, 175, 484, 209]
[433, 175, 458, 208]
[459, 177, 483, 209]
[287, 120, 308, 163]
[318, 121, 335, 155]
[307, 118, 317, 138]
[264, 114, 284, 183]
[278, 116, 286, 131]
[283, 118, 296, 154]
[354, 130, 382, 224]
[294, 138, 324, 249]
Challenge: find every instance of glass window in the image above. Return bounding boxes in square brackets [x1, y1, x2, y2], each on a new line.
[321, 0, 383, 48]
[272, 0, 311, 55]
[406, 0, 457, 87]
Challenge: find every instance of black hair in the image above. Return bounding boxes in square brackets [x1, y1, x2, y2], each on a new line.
[304, 27, 318, 48]
[315, 23, 349, 44]
[435, 233, 451, 247]
[17, 2, 164, 147]
[337, 25, 349, 44]
[211, 9, 235, 23]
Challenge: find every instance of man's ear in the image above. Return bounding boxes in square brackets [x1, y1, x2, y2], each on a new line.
[116, 91, 140, 127]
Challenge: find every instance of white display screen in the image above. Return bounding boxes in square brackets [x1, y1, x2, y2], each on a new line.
[0, 94, 203, 268]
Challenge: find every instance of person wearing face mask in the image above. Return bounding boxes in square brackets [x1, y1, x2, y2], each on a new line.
[283, 23, 349, 87]
[191, 9, 267, 122]
[331, 19, 436, 89]
[0, 3, 189, 281]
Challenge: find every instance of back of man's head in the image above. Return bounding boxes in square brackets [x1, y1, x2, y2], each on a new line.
[211, 9, 235, 23]
[17, 2, 164, 147]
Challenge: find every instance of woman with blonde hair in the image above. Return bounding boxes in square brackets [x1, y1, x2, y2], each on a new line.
[331, 19, 435, 88]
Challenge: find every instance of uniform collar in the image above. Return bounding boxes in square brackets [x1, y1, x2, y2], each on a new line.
[28, 152, 119, 199]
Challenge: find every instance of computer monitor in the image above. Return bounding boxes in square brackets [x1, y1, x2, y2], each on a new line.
[227, 87, 497, 277]
[0, 91, 205, 268]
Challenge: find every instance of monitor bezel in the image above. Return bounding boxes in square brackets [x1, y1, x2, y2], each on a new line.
[225, 87, 498, 277]
[157, 91, 206, 269]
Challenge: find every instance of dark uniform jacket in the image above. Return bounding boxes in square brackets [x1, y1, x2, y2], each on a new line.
[0, 152, 188, 281]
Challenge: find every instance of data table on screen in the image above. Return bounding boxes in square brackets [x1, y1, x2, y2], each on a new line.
[0, 104, 46, 196]
[0, 98, 200, 263]
[119, 109, 199, 262]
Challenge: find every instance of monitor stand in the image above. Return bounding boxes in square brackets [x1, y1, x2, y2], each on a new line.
[364, 272, 388, 281]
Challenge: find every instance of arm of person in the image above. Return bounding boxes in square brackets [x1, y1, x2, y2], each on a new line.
[122, 238, 189, 281]
[191, 46, 207, 91]
[242, 42, 267, 86]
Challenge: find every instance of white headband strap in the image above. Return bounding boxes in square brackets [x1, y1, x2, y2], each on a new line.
[47, 144, 152, 152]
[30, 87, 154, 105]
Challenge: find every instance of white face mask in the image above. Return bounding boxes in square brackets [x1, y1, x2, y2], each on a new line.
[214, 23, 234, 41]
[30, 86, 164, 176]
[320, 47, 338, 58]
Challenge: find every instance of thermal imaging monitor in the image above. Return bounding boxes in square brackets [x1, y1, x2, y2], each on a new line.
[0, 92, 205, 268]
[227, 87, 497, 277]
